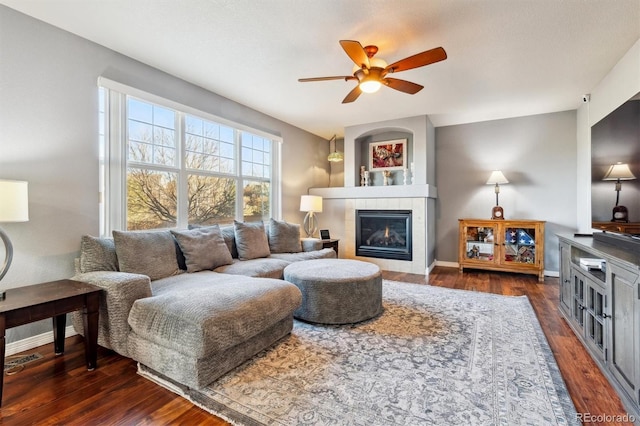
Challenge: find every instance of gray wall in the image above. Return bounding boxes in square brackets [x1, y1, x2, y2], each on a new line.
[0, 5, 327, 343]
[435, 110, 578, 273]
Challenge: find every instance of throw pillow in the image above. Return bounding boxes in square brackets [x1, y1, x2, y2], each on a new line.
[171, 226, 233, 273]
[234, 220, 270, 260]
[268, 218, 302, 253]
[80, 235, 119, 273]
[189, 223, 239, 258]
[112, 230, 180, 281]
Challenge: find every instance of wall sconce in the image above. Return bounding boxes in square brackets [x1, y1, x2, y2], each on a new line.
[603, 162, 636, 222]
[300, 195, 323, 238]
[486, 171, 509, 220]
[0, 180, 29, 300]
[327, 135, 344, 162]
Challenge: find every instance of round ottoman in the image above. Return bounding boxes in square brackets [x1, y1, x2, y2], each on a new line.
[283, 259, 382, 324]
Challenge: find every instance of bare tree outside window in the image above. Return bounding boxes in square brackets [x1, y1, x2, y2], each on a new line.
[122, 97, 272, 231]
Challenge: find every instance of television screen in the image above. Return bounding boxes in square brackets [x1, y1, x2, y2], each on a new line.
[591, 94, 640, 237]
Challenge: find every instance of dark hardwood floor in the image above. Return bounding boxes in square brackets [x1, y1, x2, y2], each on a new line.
[0, 267, 632, 425]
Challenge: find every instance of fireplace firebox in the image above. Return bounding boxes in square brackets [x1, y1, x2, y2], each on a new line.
[356, 210, 412, 261]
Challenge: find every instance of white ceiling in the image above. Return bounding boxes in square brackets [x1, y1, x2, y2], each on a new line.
[3, 0, 639, 139]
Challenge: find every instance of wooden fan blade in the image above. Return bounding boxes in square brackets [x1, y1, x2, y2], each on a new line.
[342, 85, 362, 103]
[339, 40, 370, 69]
[385, 47, 447, 73]
[384, 78, 424, 94]
[298, 76, 356, 82]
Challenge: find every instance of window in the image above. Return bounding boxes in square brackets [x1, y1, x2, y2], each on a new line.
[99, 80, 281, 234]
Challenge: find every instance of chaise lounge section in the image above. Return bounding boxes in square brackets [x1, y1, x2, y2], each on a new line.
[70, 219, 336, 389]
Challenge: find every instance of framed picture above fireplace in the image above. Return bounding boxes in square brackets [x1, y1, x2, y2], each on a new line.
[369, 139, 406, 171]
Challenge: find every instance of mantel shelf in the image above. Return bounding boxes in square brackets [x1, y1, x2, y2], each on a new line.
[308, 184, 437, 200]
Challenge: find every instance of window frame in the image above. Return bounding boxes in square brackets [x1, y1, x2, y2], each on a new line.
[98, 78, 282, 236]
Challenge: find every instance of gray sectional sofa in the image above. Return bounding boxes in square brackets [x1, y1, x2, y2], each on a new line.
[70, 219, 336, 389]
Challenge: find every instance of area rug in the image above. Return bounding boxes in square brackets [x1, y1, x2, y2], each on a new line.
[138, 280, 579, 425]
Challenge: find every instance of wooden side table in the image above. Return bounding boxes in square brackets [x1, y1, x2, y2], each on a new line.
[322, 239, 339, 257]
[0, 279, 102, 406]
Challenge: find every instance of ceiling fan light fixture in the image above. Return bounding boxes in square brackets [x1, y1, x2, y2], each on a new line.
[360, 79, 382, 93]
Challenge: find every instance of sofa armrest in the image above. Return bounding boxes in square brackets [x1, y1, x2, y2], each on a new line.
[70, 271, 152, 358]
[301, 238, 323, 252]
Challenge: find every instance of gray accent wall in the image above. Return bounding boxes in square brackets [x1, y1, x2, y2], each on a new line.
[435, 111, 578, 273]
[0, 5, 327, 343]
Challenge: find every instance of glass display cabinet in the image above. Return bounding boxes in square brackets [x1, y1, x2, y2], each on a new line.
[458, 219, 545, 282]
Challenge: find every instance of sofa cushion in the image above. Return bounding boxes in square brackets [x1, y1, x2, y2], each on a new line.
[213, 258, 291, 279]
[234, 220, 270, 260]
[130, 272, 302, 358]
[268, 218, 302, 253]
[113, 230, 180, 281]
[269, 247, 337, 262]
[80, 235, 119, 273]
[171, 226, 233, 273]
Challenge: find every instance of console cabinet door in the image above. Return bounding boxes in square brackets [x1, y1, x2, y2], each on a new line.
[559, 241, 572, 316]
[608, 261, 640, 404]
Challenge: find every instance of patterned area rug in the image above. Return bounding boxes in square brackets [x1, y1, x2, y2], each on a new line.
[138, 280, 579, 425]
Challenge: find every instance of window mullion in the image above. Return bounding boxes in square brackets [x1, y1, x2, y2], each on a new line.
[177, 112, 189, 228]
[235, 130, 244, 222]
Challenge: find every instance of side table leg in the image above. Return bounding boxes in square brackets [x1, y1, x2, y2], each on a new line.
[0, 315, 6, 407]
[53, 314, 66, 355]
[83, 293, 99, 371]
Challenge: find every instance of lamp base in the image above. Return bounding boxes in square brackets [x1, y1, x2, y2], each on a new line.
[303, 212, 319, 238]
[491, 206, 504, 220]
[611, 205, 629, 223]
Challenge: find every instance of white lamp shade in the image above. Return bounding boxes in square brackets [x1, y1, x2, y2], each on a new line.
[0, 180, 29, 222]
[300, 195, 323, 213]
[603, 163, 636, 181]
[486, 171, 509, 185]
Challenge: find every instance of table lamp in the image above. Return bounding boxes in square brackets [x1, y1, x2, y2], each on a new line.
[486, 171, 508, 220]
[603, 163, 636, 222]
[300, 195, 323, 238]
[0, 180, 29, 300]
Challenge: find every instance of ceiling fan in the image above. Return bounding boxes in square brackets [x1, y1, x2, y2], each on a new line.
[298, 40, 447, 104]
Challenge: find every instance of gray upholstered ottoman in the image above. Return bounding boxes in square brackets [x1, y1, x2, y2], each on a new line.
[283, 259, 382, 324]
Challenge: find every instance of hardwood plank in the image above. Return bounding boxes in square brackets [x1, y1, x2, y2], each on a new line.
[0, 267, 631, 425]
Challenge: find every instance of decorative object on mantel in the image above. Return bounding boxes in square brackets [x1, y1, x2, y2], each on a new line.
[299, 195, 323, 238]
[486, 170, 509, 220]
[369, 139, 406, 171]
[139, 280, 579, 426]
[382, 170, 392, 185]
[360, 165, 366, 186]
[602, 162, 636, 222]
[326, 134, 343, 162]
[0, 180, 29, 300]
[403, 167, 409, 185]
[363, 170, 370, 186]
[410, 162, 415, 184]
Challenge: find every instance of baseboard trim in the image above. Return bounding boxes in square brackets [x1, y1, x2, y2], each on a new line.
[435, 260, 458, 268]
[6, 326, 77, 357]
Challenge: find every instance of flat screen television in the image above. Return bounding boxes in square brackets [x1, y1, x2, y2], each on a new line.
[591, 92, 640, 246]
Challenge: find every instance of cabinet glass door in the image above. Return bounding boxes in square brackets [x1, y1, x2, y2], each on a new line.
[573, 273, 585, 329]
[503, 227, 537, 264]
[464, 226, 496, 262]
[585, 284, 606, 360]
